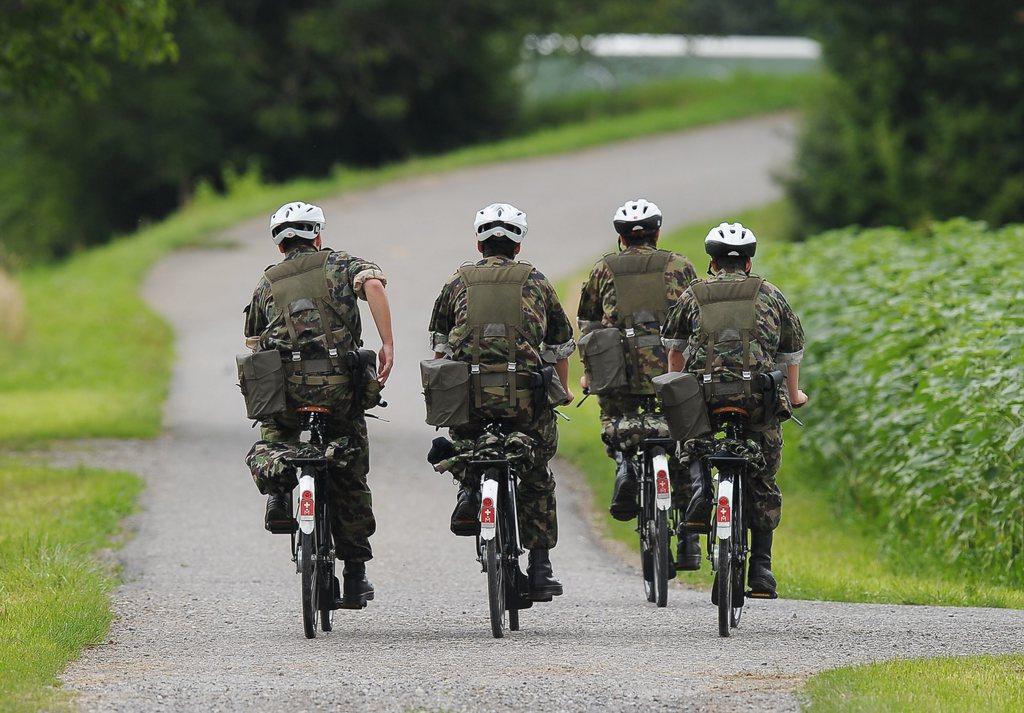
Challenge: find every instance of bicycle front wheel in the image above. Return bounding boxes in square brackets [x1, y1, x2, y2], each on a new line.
[486, 537, 506, 638]
[299, 530, 317, 639]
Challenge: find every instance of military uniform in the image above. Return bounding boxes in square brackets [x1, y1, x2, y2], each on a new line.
[429, 256, 576, 549]
[661, 266, 805, 530]
[244, 244, 386, 562]
[577, 245, 698, 508]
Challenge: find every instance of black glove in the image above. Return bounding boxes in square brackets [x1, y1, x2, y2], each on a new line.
[427, 437, 456, 466]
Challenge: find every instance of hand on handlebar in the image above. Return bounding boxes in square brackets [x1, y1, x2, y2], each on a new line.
[790, 389, 809, 408]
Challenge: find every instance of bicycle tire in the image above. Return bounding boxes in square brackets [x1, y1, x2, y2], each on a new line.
[486, 537, 506, 638]
[716, 538, 732, 638]
[653, 509, 670, 608]
[641, 525, 655, 602]
[318, 515, 334, 632]
[300, 530, 317, 639]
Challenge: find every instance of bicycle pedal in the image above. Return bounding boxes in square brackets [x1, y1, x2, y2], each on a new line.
[265, 518, 297, 535]
[746, 590, 778, 600]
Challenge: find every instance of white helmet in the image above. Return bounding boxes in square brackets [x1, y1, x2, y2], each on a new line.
[269, 201, 325, 245]
[613, 198, 662, 237]
[704, 222, 757, 259]
[474, 202, 528, 243]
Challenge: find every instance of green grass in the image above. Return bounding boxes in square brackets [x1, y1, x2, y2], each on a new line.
[0, 460, 141, 711]
[804, 655, 1024, 712]
[0, 72, 813, 446]
[557, 202, 1024, 609]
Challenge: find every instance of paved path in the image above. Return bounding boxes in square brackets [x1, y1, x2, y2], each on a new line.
[63, 115, 1024, 711]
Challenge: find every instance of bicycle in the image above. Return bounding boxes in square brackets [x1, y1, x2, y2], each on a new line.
[612, 433, 675, 607]
[471, 422, 533, 639]
[276, 406, 337, 639]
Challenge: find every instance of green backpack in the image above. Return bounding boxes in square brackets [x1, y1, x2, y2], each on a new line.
[580, 250, 672, 395]
[689, 274, 767, 406]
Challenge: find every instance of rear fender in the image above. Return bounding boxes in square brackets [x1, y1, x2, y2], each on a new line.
[296, 474, 315, 535]
[652, 453, 671, 511]
[479, 477, 499, 541]
[715, 478, 733, 540]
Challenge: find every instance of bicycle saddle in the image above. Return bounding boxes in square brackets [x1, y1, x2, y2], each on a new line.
[296, 405, 331, 414]
[711, 406, 750, 418]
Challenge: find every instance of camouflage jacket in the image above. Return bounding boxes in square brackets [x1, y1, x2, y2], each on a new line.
[429, 256, 576, 370]
[577, 244, 698, 336]
[244, 244, 387, 356]
[661, 266, 805, 374]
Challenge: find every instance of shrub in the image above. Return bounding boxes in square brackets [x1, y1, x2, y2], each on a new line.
[767, 220, 1024, 584]
[786, 2, 1024, 234]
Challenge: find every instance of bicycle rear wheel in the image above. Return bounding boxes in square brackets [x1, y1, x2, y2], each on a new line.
[716, 538, 732, 637]
[318, 516, 334, 632]
[652, 510, 670, 608]
[486, 537, 506, 638]
[299, 530, 317, 639]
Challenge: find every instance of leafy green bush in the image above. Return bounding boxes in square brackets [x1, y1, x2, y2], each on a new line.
[786, 2, 1024, 234]
[768, 219, 1024, 585]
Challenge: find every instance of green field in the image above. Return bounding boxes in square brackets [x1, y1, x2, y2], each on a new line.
[0, 460, 140, 711]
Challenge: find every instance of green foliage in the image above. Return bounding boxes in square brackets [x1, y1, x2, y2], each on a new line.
[0, 0, 176, 99]
[769, 219, 1024, 586]
[786, 2, 1024, 233]
[0, 459, 141, 711]
[804, 655, 1024, 712]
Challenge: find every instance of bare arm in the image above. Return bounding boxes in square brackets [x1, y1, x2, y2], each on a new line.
[363, 279, 394, 385]
[555, 357, 574, 405]
[668, 349, 686, 373]
[787, 363, 808, 406]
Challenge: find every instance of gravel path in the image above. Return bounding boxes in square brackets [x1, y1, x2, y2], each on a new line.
[62, 115, 1024, 711]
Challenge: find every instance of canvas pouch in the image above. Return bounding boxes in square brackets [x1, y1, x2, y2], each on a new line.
[653, 371, 712, 442]
[579, 327, 629, 394]
[237, 350, 287, 420]
[421, 358, 471, 427]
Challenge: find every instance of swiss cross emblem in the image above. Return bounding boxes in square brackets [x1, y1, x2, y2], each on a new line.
[716, 496, 731, 523]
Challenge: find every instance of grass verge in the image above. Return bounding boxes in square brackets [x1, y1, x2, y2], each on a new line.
[556, 201, 1024, 608]
[0, 460, 141, 711]
[803, 655, 1024, 712]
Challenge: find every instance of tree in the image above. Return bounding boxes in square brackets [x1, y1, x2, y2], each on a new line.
[786, 1, 1024, 233]
[0, 0, 177, 99]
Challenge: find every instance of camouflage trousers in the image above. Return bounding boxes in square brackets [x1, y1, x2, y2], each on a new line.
[262, 412, 376, 563]
[451, 408, 558, 550]
[742, 422, 784, 531]
[598, 394, 692, 510]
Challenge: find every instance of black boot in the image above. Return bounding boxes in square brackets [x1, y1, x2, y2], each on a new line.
[608, 458, 639, 521]
[450, 486, 480, 536]
[747, 529, 778, 597]
[682, 462, 712, 532]
[337, 561, 375, 609]
[264, 492, 294, 533]
[527, 548, 563, 601]
[675, 529, 702, 571]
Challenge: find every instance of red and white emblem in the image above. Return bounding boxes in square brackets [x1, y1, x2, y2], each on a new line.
[480, 497, 496, 526]
[716, 495, 731, 524]
[299, 489, 315, 518]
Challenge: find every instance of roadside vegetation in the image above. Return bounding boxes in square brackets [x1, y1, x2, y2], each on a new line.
[558, 206, 1024, 608]
[0, 460, 140, 711]
[803, 655, 1024, 712]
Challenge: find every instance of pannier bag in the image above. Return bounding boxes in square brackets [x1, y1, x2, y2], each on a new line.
[348, 348, 383, 411]
[579, 328, 629, 394]
[421, 358, 471, 427]
[237, 350, 287, 420]
[652, 371, 712, 442]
